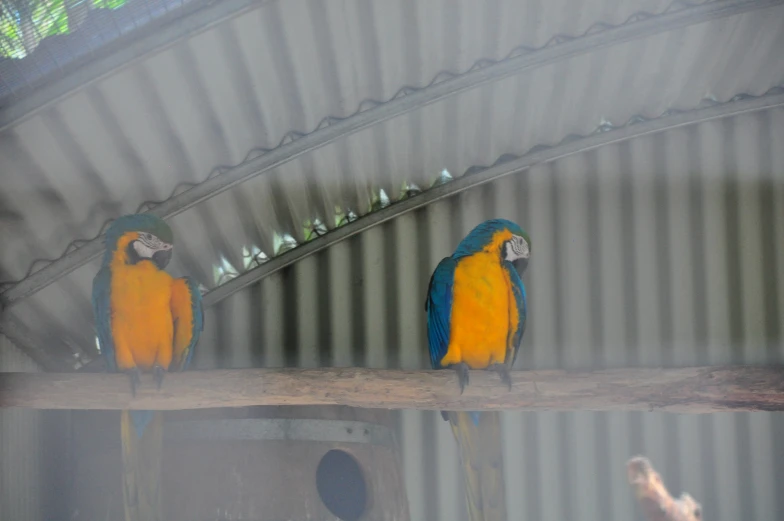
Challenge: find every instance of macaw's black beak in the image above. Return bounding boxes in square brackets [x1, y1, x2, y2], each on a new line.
[152, 248, 172, 270]
[516, 257, 528, 273]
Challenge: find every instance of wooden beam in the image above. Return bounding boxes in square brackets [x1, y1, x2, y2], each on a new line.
[1, 366, 783, 412]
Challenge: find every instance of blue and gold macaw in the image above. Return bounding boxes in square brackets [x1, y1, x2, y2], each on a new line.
[92, 214, 203, 521]
[425, 219, 530, 521]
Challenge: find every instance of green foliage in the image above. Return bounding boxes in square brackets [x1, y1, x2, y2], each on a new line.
[0, 0, 128, 59]
[93, 0, 127, 8]
[46, 1, 69, 37]
[0, 16, 23, 58]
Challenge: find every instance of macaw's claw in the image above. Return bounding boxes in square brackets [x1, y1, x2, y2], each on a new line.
[450, 362, 471, 394]
[125, 368, 142, 397]
[489, 363, 512, 391]
[152, 364, 166, 390]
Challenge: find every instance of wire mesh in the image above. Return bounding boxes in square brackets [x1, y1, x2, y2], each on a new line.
[0, 0, 733, 295]
[0, 0, 195, 103]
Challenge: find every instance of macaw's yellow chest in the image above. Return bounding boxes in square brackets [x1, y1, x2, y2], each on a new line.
[440, 252, 517, 370]
[110, 260, 174, 371]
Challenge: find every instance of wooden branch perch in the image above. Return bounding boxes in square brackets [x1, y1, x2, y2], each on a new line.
[628, 456, 702, 521]
[1, 365, 782, 412]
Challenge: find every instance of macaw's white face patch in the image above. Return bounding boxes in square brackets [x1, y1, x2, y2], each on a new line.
[130, 232, 173, 269]
[504, 235, 530, 262]
[133, 233, 172, 258]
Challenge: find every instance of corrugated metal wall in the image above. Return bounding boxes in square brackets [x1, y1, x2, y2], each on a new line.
[4, 110, 783, 521]
[2, 109, 784, 521]
[190, 109, 784, 521]
[1, 2, 783, 520]
[0, 334, 43, 521]
[5, 0, 784, 365]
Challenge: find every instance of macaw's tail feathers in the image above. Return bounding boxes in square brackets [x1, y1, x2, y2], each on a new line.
[448, 411, 507, 521]
[120, 409, 164, 521]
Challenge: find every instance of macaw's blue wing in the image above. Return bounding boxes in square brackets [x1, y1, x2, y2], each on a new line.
[170, 276, 204, 371]
[425, 257, 458, 370]
[503, 262, 527, 367]
[92, 266, 116, 372]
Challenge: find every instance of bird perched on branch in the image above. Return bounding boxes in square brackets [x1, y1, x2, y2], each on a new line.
[92, 214, 203, 521]
[425, 218, 530, 521]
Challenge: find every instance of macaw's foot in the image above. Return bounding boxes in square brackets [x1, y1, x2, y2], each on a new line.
[488, 363, 512, 391]
[152, 364, 166, 390]
[125, 368, 142, 397]
[448, 362, 471, 394]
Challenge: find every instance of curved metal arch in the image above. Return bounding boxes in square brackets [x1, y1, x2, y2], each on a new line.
[0, 0, 269, 129]
[202, 88, 784, 307]
[3, 0, 781, 307]
[9, 85, 784, 372]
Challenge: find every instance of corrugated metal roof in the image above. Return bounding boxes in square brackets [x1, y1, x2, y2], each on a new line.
[0, 2, 783, 519]
[1, 0, 783, 366]
[192, 111, 784, 521]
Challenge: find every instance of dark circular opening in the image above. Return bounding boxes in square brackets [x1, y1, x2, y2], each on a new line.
[315, 449, 367, 521]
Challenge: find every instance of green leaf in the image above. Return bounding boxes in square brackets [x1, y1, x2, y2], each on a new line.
[45, 4, 69, 37]
[93, 0, 127, 9]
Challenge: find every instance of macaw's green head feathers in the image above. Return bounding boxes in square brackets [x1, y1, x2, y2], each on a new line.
[453, 218, 531, 269]
[102, 214, 174, 269]
[105, 214, 174, 246]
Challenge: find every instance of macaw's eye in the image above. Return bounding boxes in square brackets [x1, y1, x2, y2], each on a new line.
[143, 233, 152, 241]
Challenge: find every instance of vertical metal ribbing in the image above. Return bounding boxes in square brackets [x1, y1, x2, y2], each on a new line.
[0, 335, 43, 521]
[184, 110, 784, 521]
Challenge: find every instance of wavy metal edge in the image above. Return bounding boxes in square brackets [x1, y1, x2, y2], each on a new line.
[202, 86, 784, 306]
[5, 85, 784, 371]
[4, 0, 781, 306]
